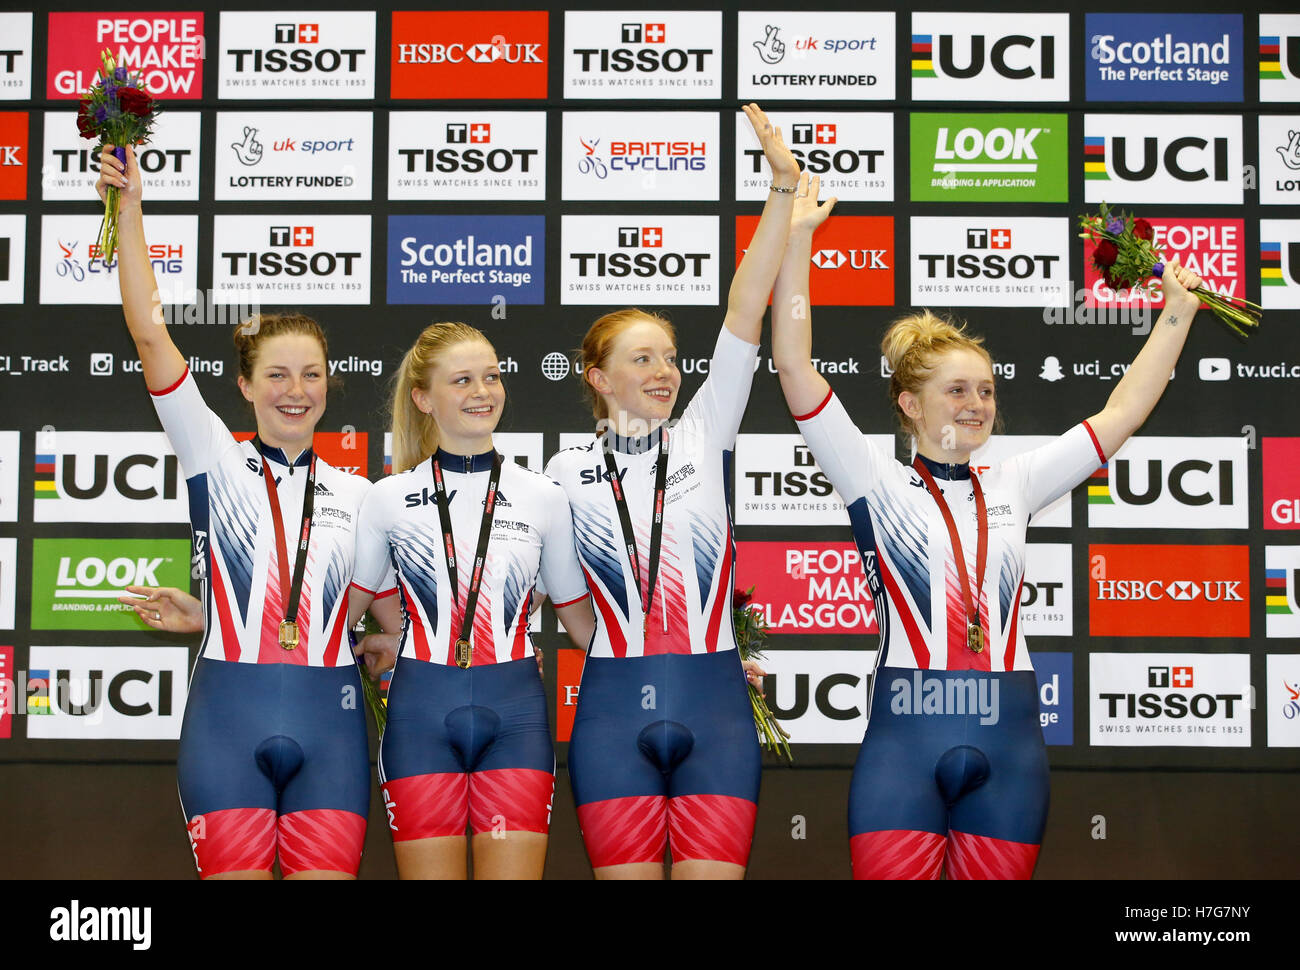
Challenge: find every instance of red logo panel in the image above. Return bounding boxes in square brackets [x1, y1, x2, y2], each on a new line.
[0, 113, 27, 200]
[1088, 544, 1249, 638]
[1263, 438, 1300, 530]
[555, 648, 584, 742]
[46, 12, 205, 99]
[0, 646, 12, 739]
[736, 215, 893, 306]
[734, 541, 878, 635]
[391, 11, 548, 100]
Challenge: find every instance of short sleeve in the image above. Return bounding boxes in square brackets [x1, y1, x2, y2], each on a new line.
[793, 390, 893, 505]
[352, 483, 395, 595]
[149, 369, 235, 478]
[1003, 422, 1106, 514]
[537, 481, 589, 608]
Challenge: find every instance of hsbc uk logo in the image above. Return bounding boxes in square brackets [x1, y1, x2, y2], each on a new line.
[1094, 577, 1241, 602]
[810, 248, 886, 270]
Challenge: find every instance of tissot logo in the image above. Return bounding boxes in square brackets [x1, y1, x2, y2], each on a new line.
[1086, 13, 1242, 102]
[733, 433, 892, 526]
[389, 111, 546, 202]
[911, 12, 1068, 101]
[1086, 437, 1247, 529]
[0, 13, 32, 100]
[44, 111, 200, 202]
[213, 214, 371, 305]
[565, 10, 721, 99]
[1089, 544, 1249, 638]
[562, 215, 717, 305]
[1090, 652, 1250, 747]
[215, 112, 371, 201]
[219, 11, 375, 99]
[1083, 114, 1242, 204]
[392, 11, 548, 99]
[735, 110, 892, 202]
[910, 217, 1068, 308]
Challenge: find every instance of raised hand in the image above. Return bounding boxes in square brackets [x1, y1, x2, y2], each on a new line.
[742, 102, 800, 190]
[790, 171, 837, 236]
[1158, 255, 1204, 317]
[95, 143, 141, 209]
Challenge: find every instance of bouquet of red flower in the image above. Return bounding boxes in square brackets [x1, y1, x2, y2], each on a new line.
[77, 49, 160, 266]
[1079, 202, 1261, 339]
[733, 586, 792, 762]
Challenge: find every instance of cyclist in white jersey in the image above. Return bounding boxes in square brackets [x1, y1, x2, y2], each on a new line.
[544, 104, 799, 880]
[348, 322, 595, 879]
[771, 172, 1208, 879]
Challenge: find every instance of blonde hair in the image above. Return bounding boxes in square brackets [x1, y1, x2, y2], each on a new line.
[881, 310, 994, 436]
[390, 322, 497, 474]
[578, 308, 677, 420]
[232, 312, 329, 382]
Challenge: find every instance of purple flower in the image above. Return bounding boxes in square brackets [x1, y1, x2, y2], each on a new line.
[1152, 262, 1164, 278]
[94, 105, 108, 123]
[104, 83, 118, 101]
[1106, 217, 1124, 235]
[114, 66, 129, 82]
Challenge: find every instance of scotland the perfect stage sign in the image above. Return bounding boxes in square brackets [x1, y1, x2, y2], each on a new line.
[1085, 13, 1243, 102]
[387, 215, 545, 305]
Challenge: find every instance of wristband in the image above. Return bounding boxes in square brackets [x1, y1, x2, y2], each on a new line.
[769, 182, 797, 193]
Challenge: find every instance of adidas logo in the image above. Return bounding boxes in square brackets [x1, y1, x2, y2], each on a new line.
[314, 482, 334, 497]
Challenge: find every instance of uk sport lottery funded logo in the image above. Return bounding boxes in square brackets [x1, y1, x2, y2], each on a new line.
[392, 10, 548, 100]
[737, 11, 895, 101]
[911, 12, 1068, 101]
[215, 111, 372, 201]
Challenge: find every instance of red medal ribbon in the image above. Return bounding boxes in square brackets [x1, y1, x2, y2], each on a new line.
[911, 457, 988, 655]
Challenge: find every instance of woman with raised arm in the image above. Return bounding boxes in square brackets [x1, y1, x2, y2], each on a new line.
[543, 104, 799, 880]
[346, 323, 596, 880]
[772, 173, 1205, 880]
[97, 146, 395, 880]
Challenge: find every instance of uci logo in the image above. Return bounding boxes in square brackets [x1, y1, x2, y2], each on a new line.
[1108, 458, 1236, 507]
[1107, 136, 1229, 182]
[930, 33, 1056, 80]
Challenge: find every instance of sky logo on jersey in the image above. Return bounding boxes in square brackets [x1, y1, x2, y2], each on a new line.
[31, 538, 191, 631]
[215, 112, 371, 201]
[1029, 651, 1072, 745]
[911, 13, 1068, 102]
[0, 111, 27, 200]
[219, 11, 375, 99]
[393, 11, 548, 100]
[1259, 222, 1300, 309]
[1082, 114, 1242, 204]
[565, 11, 721, 99]
[910, 112, 1067, 202]
[32, 431, 189, 524]
[562, 111, 716, 201]
[1086, 14, 1241, 102]
[47, 12, 204, 99]
[737, 11, 895, 102]
[0, 13, 33, 101]
[1082, 217, 1244, 310]
[734, 110, 892, 202]
[27, 646, 189, 740]
[734, 542, 878, 635]
[43, 110, 200, 202]
[1085, 437, 1247, 529]
[1265, 547, 1300, 637]
[1090, 652, 1250, 747]
[563, 215, 717, 305]
[389, 214, 543, 306]
[910, 218, 1068, 308]
[738, 214, 892, 307]
[1259, 16, 1300, 101]
[1089, 544, 1249, 638]
[389, 111, 546, 202]
[1264, 438, 1300, 530]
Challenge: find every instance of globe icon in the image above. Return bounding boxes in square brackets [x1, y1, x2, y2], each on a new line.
[541, 352, 571, 381]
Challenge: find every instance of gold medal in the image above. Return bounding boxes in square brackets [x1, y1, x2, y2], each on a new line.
[279, 619, 299, 651]
[455, 637, 472, 669]
[967, 623, 984, 654]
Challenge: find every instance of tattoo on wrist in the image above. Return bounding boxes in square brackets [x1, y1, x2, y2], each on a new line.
[1164, 314, 1179, 328]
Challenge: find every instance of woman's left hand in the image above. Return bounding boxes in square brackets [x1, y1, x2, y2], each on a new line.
[117, 585, 203, 633]
[742, 102, 800, 189]
[1159, 255, 1204, 318]
[743, 659, 767, 697]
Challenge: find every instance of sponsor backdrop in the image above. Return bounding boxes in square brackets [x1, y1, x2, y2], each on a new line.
[0, 0, 1296, 784]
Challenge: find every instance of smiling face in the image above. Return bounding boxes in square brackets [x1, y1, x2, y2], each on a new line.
[585, 318, 681, 435]
[900, 347, 996, 462]
[236, 333, 328, 457]
[411, 339, 504, 455]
